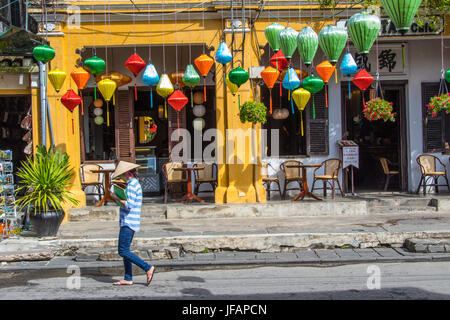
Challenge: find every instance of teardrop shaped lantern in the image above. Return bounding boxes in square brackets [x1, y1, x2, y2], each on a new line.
[125, 53, 146, 101]
[316, 61, 336, 108]
[270, 50, 288, 72]
[264, 22, 285, 52]
[48, 69, 66, 93]
[261, 66, 280, 114]
[347, 12, 381, 55]
[142, 64, 160, 109]
[297, 26, 318, 67]
[61, 89, 82, 134]
[229, 67, 249, 88]
[318, 25, 348, 64]
[277, 27, 299, 61]
[340, 53, 358, 99]
[98, 79, 117, 127]
[157, 74, 174, 119]
[194, 54, 214, 102]
[226, 76, 239, 96]
[33, 45, 55, 63]
[292, 88, 311, 136]
[84, 56, 106, 100]
[381, 0, 422, 35]
[168, 89, 189, 135]
[302, 76, 324, 119]
[353, 69, 374, 107]
[282, 68, 301, 114]
[183, 64, 201, 108]
[215, 41, 232, 65]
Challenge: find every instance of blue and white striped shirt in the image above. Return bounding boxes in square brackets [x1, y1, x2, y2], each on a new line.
[119, 177, 142, 232]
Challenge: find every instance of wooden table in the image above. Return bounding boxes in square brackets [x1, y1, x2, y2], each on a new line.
[91, 169, 116, 207]
[174, 166, 205, 204]
[286, 164, 322, 201]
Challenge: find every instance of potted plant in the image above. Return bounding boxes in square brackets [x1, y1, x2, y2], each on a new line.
[427, 93, 450, 117]
[15, 145, 79, 237]
[362, 97, 395, 122]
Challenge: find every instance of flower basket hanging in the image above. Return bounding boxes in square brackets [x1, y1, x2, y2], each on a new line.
[362, 98, 395, 122]
[427, 93, 450, 117]
[238, 101, 267, 124]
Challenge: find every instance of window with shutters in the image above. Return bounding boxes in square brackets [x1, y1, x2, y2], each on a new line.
[422, 82, 445, 153]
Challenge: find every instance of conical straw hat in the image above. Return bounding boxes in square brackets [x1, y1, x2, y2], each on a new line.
[112, 161, 141, 179]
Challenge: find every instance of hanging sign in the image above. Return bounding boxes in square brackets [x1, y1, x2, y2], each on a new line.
[339, 141, 359, 169]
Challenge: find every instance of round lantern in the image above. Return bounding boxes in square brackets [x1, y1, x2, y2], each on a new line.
[193, 91, 204, 104]
[229, 67, 249, 88]
[94, 116, 104, 125]
[61, 89, 82, 134]
[33, 45, 55, 63]
[84, 56, 106, 76]
[194, 54, 215, 102]
[302, 76, 324, 119]
[297, 26, 319, 67]
[125, 53, 146, 101]
[183, 64, 201, 108]
[352, 69, 374, 107]
[93, 108, 103, 116]
[277, 27, 299, 61]
[445, 69, 450, 84]
[193, 118, 206, 131]
[381, 0, 422, 35]
[340, 53, 358, 99]
[316, 61, 336, 108]
[168, 89, 189, 134]
[292, 88, 311, 136]
[261, 66, 280, 114]
[193, 104, 206, 117]
[226, 77, 239, 96]
[318, 25, 348, 64]
[265, 23, 285, 52]
[282, 68, 301, 114]
[96, 71, 132, 88]
[272, 108, 290, 120]
[94, 99, 103, 108]
[215, 41, 233, 65]
[347, 12, 381, 55]
[142, 63, 160, 109]
[98, 79, 117, 127]
[48, 69, 66, 93]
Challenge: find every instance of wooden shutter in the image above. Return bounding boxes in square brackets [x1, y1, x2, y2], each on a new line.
[422, 83, 443, 153]
[115, 89, 135, 162]
[167, 103, 187, 158]
[306, 89, 329, 155]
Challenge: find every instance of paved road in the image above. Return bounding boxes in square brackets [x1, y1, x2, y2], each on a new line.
[1, 261, 450, 300]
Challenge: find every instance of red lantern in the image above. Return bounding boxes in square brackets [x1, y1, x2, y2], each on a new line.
[125, 53, 146, 101]
[194, 54, 214, 102]
[270, 50, 288, 97]
[61, 89, 82, 134]
[353, 69, 374, 107]
[168, 90, 189, 136]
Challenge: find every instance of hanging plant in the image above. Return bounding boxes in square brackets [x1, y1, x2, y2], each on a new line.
[238, 101, 267, 124]
[363, 98, 395, 122]
[427, 93, 450, 117]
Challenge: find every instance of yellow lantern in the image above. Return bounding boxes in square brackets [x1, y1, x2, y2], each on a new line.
[292, 88, 311, 136]
[97, 79, 117, 127]
[156, 74, 174, 119]
[226, 76, 238, 96]
[48, 68, 66, 93]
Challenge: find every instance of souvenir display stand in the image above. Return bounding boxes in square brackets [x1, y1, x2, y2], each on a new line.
[0, 150, 18, 241]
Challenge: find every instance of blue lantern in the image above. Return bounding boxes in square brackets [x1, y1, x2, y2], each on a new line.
[340, 53, 358, 99]
[142, 64, 160, 109]
[215, 41, 232, 65]
[282, 68, 301, 114]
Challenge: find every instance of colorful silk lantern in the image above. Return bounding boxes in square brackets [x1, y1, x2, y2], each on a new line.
[264, 23, 285, 52]
[93, 108, 103, 116]
[48, 69, 66, 93]
[142, 64, 160, 109]
[125, 53, 146, 101]
[61, 89, 81, 134]
[168, 89, 188, 135]
[302, 76, 324, 119]
[215, 41, 232, 65]
[70, 67, 91, 116]
[156, 74, 174, 119]
[277, 27, 299, 61]
[445, 69, 450, 84]
[229, 67, 249, 88]
[226, 76, 239, 96]
[352, 69, 374, 107]
[272, 108, 290, 120]
[95, 71, 132, 88]
[347, 12, 381, 55]
[98, 79, 117, 127]
[192, 118, 206, 131]
[183, 64, 201, 108]
[261, 66, 280, 114]
[278, 68, 308, 82]
[83, 56, 105, 100]
[381, 0, 422, 35]
[170, 71, 185, 89]
[318, 25, 348, 64]
[33, 45, 55, 63]
[316, 61, 336, 108]
[292, 88, 311, 136]
[297, 26, 319, 67]
[282, 68, 301, 114]
[194, 54, 214, 102]
[94, 116, 104, 125]
[193, 104, 206, 117]
[270, 50, 288, 72]
[340, 53, 358, 99]
[93, 99, 103, 108]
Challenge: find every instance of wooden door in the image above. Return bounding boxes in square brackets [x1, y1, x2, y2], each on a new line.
[115, 88, 135, 162]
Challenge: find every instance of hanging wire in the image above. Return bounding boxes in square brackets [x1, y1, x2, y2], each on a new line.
[132, 1, 136, 54]
[162, 0, 166, 73]
[202, 0, 206, 54]
[104, 2, 108, 75]
[188, 2, 191, 63]
[148, 0, 151, 61]
[175, 0, 179, 86]
[92, 3, 95, 55]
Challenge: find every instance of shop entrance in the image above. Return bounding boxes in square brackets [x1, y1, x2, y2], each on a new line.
[342, 82, 408, 192]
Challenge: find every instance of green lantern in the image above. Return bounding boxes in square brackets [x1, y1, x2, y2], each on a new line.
[318, 25, 347, 64]
[297, 26, 318, 67]
[302, 76, 324, 119]
[277, 27, 299, 60]
[446, 69, 450, 84]
[264, 23, 285, 52]
[381, 0, 422, 35]
[83, 56, 106, 76]
[183, 64, 201, 108]
[229, 67, 249, 88]
[347, 12, 381, 55]
[33, 45, 55, 63]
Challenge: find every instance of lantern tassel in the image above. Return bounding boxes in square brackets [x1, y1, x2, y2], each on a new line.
[269, 89, 273, 114]
[325, 85, 328, 108]
[94, 84, 97, 100]
[238, 94, 241, 110]
[71, 114, 74, 135]
[301, 111, 304, 136]
[335, 68, 338, 84]
[290, 92, 294, 114]
[203, 77, 207, 102]
[177, 111, 180, 137]
[191, 90, 194, 109]
[363, 91, 366, 108]
[402, 44, 405, 70]
[80, 90, 84, 116]
[349, 81, 351, 99]
[113, 92, 115, 106]
[150, 88, 153, 109]
[107, 102, 110, 127]
[134, 78, 138, 101]
[279, 82, 282, 97]
[164, 100, 167, 118]
[313, 96, 316, 119]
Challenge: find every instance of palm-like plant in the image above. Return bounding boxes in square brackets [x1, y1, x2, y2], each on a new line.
[15, 145, 79, 214]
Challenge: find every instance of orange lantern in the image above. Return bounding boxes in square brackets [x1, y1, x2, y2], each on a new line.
[70, 67, 91, 116]
[316, 61, 336, 108]
[261, 66, 280, 114]
[194, 54, 214, 102]
[169, 70, 186, 89]
[95, 71, 132, 88]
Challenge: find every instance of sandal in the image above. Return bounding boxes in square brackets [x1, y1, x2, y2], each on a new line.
[113, 280, 133, 286]
[147, 266, 155, 286]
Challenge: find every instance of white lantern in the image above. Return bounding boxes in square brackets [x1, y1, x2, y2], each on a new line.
[192, 117, 205, 130]
[193, 104, 206, 117]
[272, 108, 290, 120]
[94, 116, 104, 125]
[93, 108, 103, 116]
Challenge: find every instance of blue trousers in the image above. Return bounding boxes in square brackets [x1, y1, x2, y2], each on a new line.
[118, 226, 151, 281]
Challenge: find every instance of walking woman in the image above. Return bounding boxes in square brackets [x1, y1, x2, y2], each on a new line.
[110, 161, 155, 286]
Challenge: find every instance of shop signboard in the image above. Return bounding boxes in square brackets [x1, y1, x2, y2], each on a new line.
[340, 141, 359, 169]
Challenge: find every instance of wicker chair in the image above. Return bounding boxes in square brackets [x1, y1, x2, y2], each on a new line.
[379, 157, 399, 191]
[416, 155, 450, 195]
[162, 162, 188, 203]
[261, 162, 282, 200]
[193, 162, 217, 196]
[280, 160, 303, 199]
[311, 158, 344, 199]
[80, 164, 104, 198]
